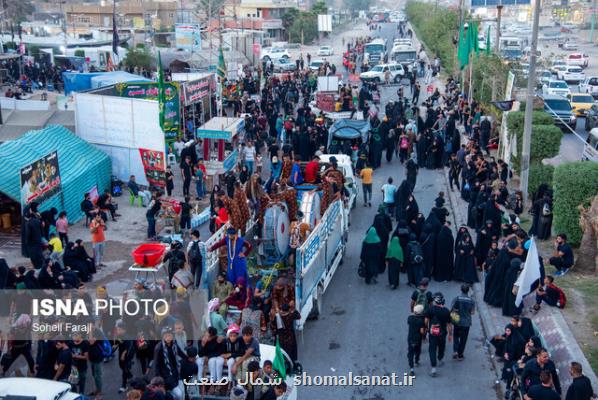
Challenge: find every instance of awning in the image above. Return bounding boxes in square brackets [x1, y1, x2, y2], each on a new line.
[327, 119, 370, 148]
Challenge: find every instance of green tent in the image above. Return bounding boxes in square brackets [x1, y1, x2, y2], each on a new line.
[0, 125, 111, 222]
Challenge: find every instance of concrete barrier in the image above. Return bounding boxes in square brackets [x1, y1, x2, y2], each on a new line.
[0, 97, 50, 111]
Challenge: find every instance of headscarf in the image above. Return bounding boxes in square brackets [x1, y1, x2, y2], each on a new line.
[386, 237, 404, 262]
[205, 298, 220, 328]
[363, 227, 381, 244]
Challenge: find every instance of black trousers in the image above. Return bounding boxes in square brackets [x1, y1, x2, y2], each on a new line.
[449, 173, 460, 190]
[453, 326, 470, 357]
[428, 334, 446, 367]
[119, 358, 133, 387]
[183, 177, 191, 196]
[3, 343, 35, 374]
[549, 256, 570, 271]
[407, 341, 422, 368]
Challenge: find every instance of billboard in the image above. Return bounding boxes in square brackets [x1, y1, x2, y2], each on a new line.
[20, 151, 61, 206]
[175, 24, 202, 51]
[471, 0, 530, 7]
[182, 74, 216, 105]
[317, 15, 332, 32]
[139, 148, 166, 187]
[114, 82, 181, 140]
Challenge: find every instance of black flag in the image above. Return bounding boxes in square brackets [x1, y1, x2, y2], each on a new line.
[112, 0, 119, 55]
[491, 100, 514, 112]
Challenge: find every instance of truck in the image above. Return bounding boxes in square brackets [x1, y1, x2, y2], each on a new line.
[64, 45, 128, 71]
[499, 36, 525, 60]
[390, 44, 417, 75]
[363, 38, 387, 66]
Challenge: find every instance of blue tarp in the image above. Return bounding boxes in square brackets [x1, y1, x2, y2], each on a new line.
[327, 119, 371, 148]
[62, 71, 149, 95]
[0, 126, 111, 223]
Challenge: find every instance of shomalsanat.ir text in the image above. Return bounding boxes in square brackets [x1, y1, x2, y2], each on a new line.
[292, 372, 415, 386]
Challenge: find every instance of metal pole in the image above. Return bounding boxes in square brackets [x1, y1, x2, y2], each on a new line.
[495, 4, 502, 53]
[590, 0, 596, 43]
[520, 0, 541, 205]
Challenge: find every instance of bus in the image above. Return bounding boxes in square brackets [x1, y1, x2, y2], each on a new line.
[364, 38, 387, 65]
[390, 44, 417, 69]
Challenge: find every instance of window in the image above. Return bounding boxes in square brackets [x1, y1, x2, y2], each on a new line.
[588, 78, 598, 85]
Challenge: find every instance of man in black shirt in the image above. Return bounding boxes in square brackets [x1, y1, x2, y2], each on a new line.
[550, 234, 574, 276]
[98, 189, 120, 221]
[425, 292, 452, 377]
[88, 332, 105, 398]
[565, 362, 595, 400]
[522, 349, 562, 396]
[53, 340, 72, 382]
[526, 371, 560, 400]
[407, 304, 426, 376]
[70, 332, 89, 394]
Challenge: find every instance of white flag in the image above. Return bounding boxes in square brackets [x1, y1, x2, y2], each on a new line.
[515, 237, 542, 307]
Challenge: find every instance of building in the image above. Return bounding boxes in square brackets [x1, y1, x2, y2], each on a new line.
[65, 1, 178, 31]
[234, 0, 301, 40]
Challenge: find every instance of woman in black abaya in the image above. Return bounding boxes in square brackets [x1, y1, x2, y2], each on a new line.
[425, 210, 442, 235]
[415, 134, 428, 168]
[434, 223, 454, 282]
[410, 213, 425, 238]
[454, 232, 477, 284]
[425, 137, 441, 170]
[361, 227, 384, 284]
[502, 258, 523, 317]
[500, 324, 526, 388]
[404, 195, 419, 225]
[419, 224, 436, 279]
[394, 179, 412, 221]
[536, 195, 553, 240]
[475, 220, 495, 268]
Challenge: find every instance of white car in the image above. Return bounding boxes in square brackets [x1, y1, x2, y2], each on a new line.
[261, 47, 290, 61]
[542, 79, 571, 97]
[579, 76, 598, 98]
[309, 59, 325, 71]
[557, 65, 585, 83]
[562, 41, 579, 51]
[0, 378, 83, 400]
[317, 45, 334, 56]
[567, 52, 589, 68]
[272, 57, 297, 72]
[550, 59, 567, 74]
[360, 63, 405, 83]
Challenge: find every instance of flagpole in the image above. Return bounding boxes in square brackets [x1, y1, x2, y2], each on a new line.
[468, 52, 473, 101]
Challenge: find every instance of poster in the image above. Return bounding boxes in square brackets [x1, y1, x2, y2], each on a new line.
[139, 148, 166, 187]
[316, 92, 336, 112]
[115, 82, 181, 140]
[175, 24, 202, 51]
[183, 75, 216, 105]
[20, 151, 61, 206]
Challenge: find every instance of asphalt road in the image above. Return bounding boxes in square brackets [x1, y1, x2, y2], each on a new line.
[297, 22, 500, 400]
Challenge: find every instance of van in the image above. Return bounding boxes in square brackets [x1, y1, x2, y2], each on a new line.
[582, 128, 598, 162]
[0, 378, 83, 400]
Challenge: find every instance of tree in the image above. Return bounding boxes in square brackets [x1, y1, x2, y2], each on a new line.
[199, 0, 226, 18]
[578, 196, 598, 274]
[311, 1, 328, 15]
[123, 48, 153, 70]
[282, 8, 300, 41]
[2, 0, 34, 23]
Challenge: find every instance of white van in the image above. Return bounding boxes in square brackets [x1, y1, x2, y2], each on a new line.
[582, 128, 598, 163]
[0, 378, 83, 400]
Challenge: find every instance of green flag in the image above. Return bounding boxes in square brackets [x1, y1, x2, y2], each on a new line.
[217, 46, 226, 81]
[157, 51, 165, 131]
[457, 22, 469, 70]
[486, 25, 491, 55]
[273, 338, 287, 380]
[473, 21, 480, 57]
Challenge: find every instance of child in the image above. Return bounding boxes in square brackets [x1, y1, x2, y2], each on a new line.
[48, 232, 63, 254]
[256, 154, 263, 174]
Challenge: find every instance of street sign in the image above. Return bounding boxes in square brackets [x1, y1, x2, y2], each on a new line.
[317, 15, 332, 32]
[471, 0, 530, 8]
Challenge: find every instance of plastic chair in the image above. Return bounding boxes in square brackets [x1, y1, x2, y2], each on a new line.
[129, 189, 143, 207]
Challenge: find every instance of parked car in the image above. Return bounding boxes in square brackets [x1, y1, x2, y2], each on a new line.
[541, 94, 576, 131]
[261, 47, 290, 61]
[567, 93, 595, 117]
[566, 52, 589, 68]
[317, 45, 334, 56]
[360, 63, 405, 83]
[0, 378, 83, 400]
[273, 57, 297, 72]
[579, 76, 598, 99]
[584, 104, 598, 131]
[549, 58, 566, 74]
[542, 79, 571, 97]
[557, 65, 585, 83]
[561, 40, 579, 51]
[538, 70, 553, 87]
[309, 59, 326, 71]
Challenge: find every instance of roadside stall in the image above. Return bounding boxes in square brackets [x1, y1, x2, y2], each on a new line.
[327, 118, 371, 160]
[196, 117, 245, 190]
[175, 73, 217, 136]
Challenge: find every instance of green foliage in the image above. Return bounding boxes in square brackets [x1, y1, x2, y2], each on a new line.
[345, 0, 371, 11]
[284, 2, 327, 44]
[507, 111, 554, 133]
[528, 164, 554, 200]
[123, 47, 153, 70]
[553, 162, 598, 246]
[74, 49, 85, 58]
[471, 54, 510, 105]
[27, 45, 40, 57]
[406, 1, 458, 72]
[136, 43, 146, 49]
[512, 125, 562, 173]
[4, 41, 16, 50]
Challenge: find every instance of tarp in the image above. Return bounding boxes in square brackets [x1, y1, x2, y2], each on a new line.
[0, 125, 111, 222]
[63, 72, 149, 95]
[327, 119, 370, 148]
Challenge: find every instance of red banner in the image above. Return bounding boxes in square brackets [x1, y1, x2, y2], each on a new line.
[316, 92, 336, 112]
[139, 149, 166, 187]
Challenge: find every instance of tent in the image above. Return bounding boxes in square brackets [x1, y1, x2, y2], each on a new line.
[90, 71, 150, 89]
[327, 119, 371, 148]
[0, 125, 111, 222]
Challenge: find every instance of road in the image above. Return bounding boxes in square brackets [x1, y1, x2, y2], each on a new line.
[298, 22, 500, 400]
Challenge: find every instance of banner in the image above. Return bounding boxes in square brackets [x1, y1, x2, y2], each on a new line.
[183, 75, 216, 105]
[115, 82, 180, 140]
[20, 151, 61, 206]
[175, 24, 202, 51]
[139, 148, 166, 187]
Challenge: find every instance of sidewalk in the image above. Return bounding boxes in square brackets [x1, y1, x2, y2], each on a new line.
[443, 159, 598, 394]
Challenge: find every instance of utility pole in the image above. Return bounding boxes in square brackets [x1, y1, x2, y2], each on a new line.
[520, 0, 541, 205]
[590, 0, 597, 43]
[495, 3, 502, 53]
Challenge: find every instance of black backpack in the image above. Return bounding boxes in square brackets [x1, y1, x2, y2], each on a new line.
[188, 241, 202, 265]
[409, 242, 424, 265]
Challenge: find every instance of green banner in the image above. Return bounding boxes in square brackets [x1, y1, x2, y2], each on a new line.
[114, 82, 181, 140]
